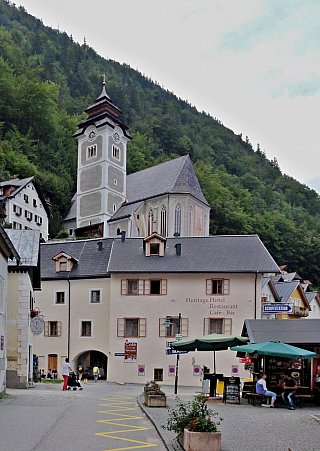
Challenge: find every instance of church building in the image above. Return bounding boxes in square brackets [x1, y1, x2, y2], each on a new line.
[63, 82, 210, 239]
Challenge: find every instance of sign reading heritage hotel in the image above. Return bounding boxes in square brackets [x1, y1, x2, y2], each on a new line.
[186, 297, 238, 316]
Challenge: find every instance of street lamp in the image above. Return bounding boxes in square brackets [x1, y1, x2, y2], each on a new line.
[163, 313, 181, 394]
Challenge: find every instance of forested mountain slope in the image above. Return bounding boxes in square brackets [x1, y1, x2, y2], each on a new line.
[1, 0, 320, 286]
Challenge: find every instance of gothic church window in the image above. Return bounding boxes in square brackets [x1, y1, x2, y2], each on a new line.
[174, 204, 182, 236]
[148, 209, 154, 235]
[160, 205, 167, 237]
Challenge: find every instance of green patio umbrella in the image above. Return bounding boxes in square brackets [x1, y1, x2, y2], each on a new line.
[230, 341, 316, 359]
[171, 333, 249, 373]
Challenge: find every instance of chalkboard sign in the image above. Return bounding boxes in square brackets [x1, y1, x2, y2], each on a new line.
[224, 377, 240, 404]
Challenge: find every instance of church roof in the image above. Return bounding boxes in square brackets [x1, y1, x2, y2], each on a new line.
[126, 155, 209, 206]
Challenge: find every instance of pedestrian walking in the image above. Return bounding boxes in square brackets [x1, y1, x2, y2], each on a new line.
[93, 365, 99, 382]
[62, 358, 72, 390]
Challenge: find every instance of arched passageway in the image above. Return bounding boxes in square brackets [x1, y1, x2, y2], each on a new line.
[76, 350, 108, 380]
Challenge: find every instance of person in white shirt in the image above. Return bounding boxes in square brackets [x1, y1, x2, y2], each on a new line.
[256, 373, 277, 407]
[62, 358, 72, 391]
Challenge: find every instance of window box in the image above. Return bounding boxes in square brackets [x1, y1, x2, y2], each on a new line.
[37, 222, 42, 226]
[15, 213, 21, 217]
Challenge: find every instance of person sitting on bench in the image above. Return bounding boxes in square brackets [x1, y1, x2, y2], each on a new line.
[281, 371, 297, 410]
[256, 373, 277, 407]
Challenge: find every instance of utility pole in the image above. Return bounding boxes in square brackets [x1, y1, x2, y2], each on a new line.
[174, 313, 181, 395]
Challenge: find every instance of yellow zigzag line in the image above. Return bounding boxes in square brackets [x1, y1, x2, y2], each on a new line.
[96, 396, 158, 450]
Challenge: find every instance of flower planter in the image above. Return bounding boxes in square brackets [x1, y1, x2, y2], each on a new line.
[145, 394, 167, 407]
[182, 428, 221, 451]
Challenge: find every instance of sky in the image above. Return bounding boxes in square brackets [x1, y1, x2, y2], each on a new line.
[16, 0, 320, 191]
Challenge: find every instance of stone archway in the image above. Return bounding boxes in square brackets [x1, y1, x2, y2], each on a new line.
[76, 350, 108, 380]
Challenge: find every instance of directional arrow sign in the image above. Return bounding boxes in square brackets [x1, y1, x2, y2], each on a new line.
[166, 349, 188, 355]
[262, 304, 293, 314]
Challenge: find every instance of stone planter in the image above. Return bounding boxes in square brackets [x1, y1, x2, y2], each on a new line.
[182, 428, 221, 451]
[145, 394, 167, 407]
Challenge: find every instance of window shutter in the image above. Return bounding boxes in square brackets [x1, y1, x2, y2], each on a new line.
[57, 321, 61, 337]
[206, 279, 211, 295]
[161, 279, 167, 295]
[44, 321, 49, 337]
[121, 280, 127, 295]
[203, 318, 209, 335]
[224, 318, 232, 335]
[181, 318, 189, 337]
[139, 279, 144, 295]
[117, 318, 125, 337]
[144, 280, 150, 295]
[159, 318, 166, 337]
[139, 318, 146, 337]
[223, 279, 230, 295]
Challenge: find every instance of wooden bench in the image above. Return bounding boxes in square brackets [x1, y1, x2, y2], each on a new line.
[245, 393, 269, 406]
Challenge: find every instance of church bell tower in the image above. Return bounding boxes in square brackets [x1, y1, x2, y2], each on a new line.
[73, 77, 131, 237]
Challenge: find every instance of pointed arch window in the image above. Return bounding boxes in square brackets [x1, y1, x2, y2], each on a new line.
[203, 214, 208, 235]
[148, 209, 154, 235]
[174, 204, 182, 236]
[188, 206, 193, 236]
[160, 205, 167, 237]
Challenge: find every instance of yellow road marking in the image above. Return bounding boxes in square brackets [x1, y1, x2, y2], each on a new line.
[96, 396, 158, 450]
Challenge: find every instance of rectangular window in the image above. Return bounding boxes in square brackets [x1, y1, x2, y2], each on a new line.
[117, 318, 146, 337]
[55, 292, 65, 304]
[91, 290, 101, 303]
[35, 215, 42, 225]
[150, 243, 160, 255]
[154, 368, 163, 382]
[159, 317, 189, 338]
[121, 279, 167, 296]
[24, 194, 29, 203]
[44, 321, 61, 337]
[203, 318, 232, 335]
[81, 321, 92, 337]
[13, 221, 22, 229]
[112, 145, 120, 160]
[33, 199, 37, 207]
[13, 204, 22, 215]
[206, 279, 230, 295]
[150, 279, 161, 295]
[25, 210, 32, 221]
[87, 144, 97, 159]
[127, 280, 138, 295]
[60, 262, 67, 271]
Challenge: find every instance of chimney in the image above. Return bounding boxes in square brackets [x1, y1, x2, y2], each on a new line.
[175, 243, 181, 256]
[97, 241, 103, 251]
[121, 231, 126, 243]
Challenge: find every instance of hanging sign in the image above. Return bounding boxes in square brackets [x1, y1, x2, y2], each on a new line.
[30, 317, 44, 336]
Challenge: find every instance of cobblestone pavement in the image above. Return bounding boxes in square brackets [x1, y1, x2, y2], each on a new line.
[138, 386, 320, 451]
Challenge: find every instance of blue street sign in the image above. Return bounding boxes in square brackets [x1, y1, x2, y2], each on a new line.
[114, 353, 125, 356]
[262, 304, 293, 314]
[166, 349, 188, 355]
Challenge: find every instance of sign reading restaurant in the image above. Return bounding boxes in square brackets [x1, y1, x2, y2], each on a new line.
[186, 297, 238, 316]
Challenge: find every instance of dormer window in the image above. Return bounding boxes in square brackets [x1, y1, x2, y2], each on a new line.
[144, 232, 166, 257]
[60, 262, 67, 271]
[53, 252, 78, 272]
[150, 243, 160, 255]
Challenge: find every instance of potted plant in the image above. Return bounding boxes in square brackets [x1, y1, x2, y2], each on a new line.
[144, 380, 166, 407]
[163, 393, 222, 451]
